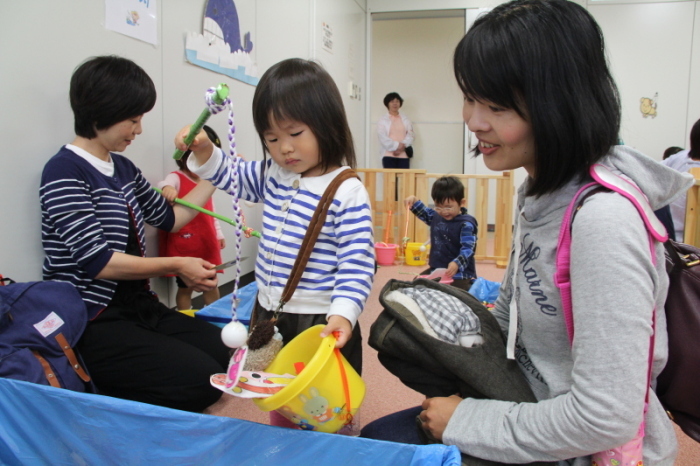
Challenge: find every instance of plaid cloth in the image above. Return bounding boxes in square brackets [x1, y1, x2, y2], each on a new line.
[399, 285, 480, 344]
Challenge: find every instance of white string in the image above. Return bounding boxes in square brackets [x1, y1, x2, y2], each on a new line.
[506, 211, 522, 360]
[205, 87, 244, 323]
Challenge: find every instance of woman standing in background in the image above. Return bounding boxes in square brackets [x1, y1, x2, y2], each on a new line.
[378, 92, 414, 169]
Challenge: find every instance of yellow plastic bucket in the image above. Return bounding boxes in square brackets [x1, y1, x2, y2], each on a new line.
[253, 325, 366, 433]
[405, 242, 429, 266]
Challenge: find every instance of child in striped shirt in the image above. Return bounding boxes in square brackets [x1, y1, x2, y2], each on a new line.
[179, 59, 375, 378]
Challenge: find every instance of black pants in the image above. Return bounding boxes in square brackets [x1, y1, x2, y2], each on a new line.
[252, 300, 363, 375]
[78, 301, 230, 412]
[382, 157, 410, 169]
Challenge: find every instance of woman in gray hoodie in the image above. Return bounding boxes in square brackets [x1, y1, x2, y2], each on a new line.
[361, 1, 692, 464]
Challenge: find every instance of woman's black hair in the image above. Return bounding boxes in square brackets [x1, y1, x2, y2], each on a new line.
[70, 55, 156, 139]
[383, 92, 403, 109]
[431, 176, 465, 205]
[689, 118, 700, 160]
[453, 0, 621, 196]
[252, 58, 356, 171]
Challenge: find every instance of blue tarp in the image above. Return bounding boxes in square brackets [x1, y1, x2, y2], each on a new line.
[195, 282, 257, 327]
[0, 378, 461, 465]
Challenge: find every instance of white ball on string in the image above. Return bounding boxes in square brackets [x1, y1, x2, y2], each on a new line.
[221, 321, 248, 348]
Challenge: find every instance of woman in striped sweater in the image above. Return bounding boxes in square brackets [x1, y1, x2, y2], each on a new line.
[40, 56, 230, 412]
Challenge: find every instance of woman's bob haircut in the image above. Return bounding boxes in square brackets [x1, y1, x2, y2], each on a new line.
[252, 58, 356, 172]
[453, 0, 621, 196]
[70, 55, 156, 139]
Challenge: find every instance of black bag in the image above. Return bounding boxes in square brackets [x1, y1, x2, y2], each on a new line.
[405, 146, 413, 158]
[0, 280, 93, 392]
[370, 278, 552, 466]
[656, 240, 700, 442]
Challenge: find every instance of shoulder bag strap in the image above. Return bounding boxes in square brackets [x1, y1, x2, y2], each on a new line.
[276, 169, 360, 312]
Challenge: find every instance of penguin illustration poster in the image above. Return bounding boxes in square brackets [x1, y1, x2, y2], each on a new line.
[186, 0, 258, 86]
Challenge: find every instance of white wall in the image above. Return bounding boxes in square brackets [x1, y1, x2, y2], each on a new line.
[0, 0, 367, 307]
[370, 16, 466, 172]
[368, 0, 700, 165]
[590, 1, 698, 158]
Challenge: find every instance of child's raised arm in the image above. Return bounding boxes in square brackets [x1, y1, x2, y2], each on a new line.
[174, 125, 214, 165]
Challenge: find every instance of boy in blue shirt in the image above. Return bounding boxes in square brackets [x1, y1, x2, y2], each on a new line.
[405, 176, 478, 291]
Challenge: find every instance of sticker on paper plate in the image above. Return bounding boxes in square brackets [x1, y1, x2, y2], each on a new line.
[210, 370, 295, 398]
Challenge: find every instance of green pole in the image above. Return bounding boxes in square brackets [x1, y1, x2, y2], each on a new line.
[153, 187, 261, 238]
[172, 84, 230, 160]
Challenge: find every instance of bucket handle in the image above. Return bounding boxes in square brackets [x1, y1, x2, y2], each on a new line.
[333, 347, 354, 424]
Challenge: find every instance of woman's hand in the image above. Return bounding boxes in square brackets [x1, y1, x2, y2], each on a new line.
[176, 257, 218, 291]
[319, 315, 353, 348]
[419, 395, 462, 441]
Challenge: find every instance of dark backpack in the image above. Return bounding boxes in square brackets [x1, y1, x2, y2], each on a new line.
[0, 280, 93, 392]
[369, 278, 553, 466]
[656, 240, 700, 442]
[562, 163, 700, 443]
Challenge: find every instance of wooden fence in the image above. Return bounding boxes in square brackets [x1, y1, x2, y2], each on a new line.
[355, 169, 515, 267]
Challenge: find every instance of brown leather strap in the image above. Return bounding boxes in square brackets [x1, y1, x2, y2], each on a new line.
[278, 169, 360, 308]
[32, 350, 61, 388]
[55, 332, 91, 382]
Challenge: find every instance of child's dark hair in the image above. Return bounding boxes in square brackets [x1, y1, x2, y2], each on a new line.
[383, 92, 403, 108]
[252, 58, 356, 171]
[663, 146, 684, 160]
[690, 118, 700, 161]
[176, 125, 222, 170]
[453, 0, 620, 196]
[431, 176, 465, 205]
[70, 55, 156, 139]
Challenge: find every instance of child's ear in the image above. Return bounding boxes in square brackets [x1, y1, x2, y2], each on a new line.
[460, 198, 467, 208]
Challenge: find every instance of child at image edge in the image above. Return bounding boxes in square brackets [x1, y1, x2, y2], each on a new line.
[158, 125, 226, 310]
[405, 175, 478, 292]
[177, 58, 375, 427]
[360, 0, 692, 463]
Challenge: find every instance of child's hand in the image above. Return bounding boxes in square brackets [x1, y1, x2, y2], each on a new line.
[404, 195, 418, 209]
[319, 315, 352, 348]
[445, 261, 459, 278]
[160, 185, 178, 203]
[219, 238, 226, 249]
[174, 125, 214, 163]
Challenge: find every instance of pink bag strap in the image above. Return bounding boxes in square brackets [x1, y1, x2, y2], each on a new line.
[554, 164, 658, 398]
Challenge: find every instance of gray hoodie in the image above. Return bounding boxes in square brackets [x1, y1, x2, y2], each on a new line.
[443, 146, 693, 465]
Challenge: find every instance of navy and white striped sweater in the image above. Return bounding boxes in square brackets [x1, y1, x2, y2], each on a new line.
[191, 149, 375, 327]
[40, 146, 174, 319]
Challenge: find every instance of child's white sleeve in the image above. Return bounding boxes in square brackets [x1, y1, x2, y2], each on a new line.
[212, 199, 225, 240]
[156, 172, 181, 191]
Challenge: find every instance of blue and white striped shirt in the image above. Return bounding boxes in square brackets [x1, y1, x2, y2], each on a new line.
[191, 148, 375, 327]
[40, 146, 174, 319]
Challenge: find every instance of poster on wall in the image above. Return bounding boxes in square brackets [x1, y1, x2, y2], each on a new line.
[105, 0, 158, 46]
[322, 22, 333, 54]
[185, 0, 258, 86]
